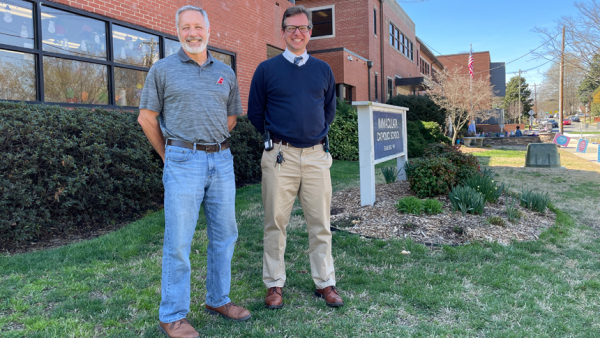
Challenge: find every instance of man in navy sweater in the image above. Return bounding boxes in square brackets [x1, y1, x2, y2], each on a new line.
[248, 5, 342, 309]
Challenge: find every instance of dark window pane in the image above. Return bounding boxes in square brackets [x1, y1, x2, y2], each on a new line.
[43, 56, 108, 104]
[41, 5, 107, 60]
[0, 0, 34, 49]
[115, 67, 147, 107]
[113, 25, 159, 68]
[267, 44, 283, 59]
[0, 49, 36, 100]
[389, 34, 393, 46]
[312, 9, 332, 24]
[312, 22, 332, 37]
[311, 8, 332, 37]
[165, 39, 181, 57]
[373, 9, 376, 34]
[210, 49, 233, 68]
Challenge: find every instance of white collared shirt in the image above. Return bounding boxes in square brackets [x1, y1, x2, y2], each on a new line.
[282, 48, 309, 66]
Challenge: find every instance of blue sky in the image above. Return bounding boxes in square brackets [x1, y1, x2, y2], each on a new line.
[400, 0, 582, 86]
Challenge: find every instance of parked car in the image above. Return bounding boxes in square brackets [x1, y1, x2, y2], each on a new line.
[570, 116, 580, 122]
[547, 119, 559, 128]
[563, 119, 571, 125]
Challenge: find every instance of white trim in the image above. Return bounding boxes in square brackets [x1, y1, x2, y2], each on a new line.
[419, 56, 430, 77]
[308, 5, 335, 40]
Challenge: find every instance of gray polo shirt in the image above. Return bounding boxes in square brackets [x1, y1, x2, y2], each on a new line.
[139, 48, 243, 144]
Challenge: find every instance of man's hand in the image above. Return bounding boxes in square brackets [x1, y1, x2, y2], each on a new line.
[138, 109, 166, 162]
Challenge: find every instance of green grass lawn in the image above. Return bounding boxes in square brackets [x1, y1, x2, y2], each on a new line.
[2, 156, 600, 337]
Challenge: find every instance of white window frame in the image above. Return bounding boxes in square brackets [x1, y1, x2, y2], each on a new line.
[309, 5, 335, 40]
[419, 57, 430, 77]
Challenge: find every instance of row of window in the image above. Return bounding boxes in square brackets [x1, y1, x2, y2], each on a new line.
[0, 0, 234, 108]
[419, 57, 430, 76]
[389, 23, 413, 61]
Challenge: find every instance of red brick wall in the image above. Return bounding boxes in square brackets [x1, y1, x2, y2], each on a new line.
[312, 50, 369, 101]
[476, 124, 525, 133]
[52, 0, 294, 112]
[438, 51, 491, 81]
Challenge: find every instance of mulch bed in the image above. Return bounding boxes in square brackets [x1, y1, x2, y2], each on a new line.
[330, 181, 556, 245]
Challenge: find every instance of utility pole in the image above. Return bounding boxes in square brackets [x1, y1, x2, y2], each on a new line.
[559, 26, 565, 135]
[533, 83, 537, 113]
[518, 69, 521, 125]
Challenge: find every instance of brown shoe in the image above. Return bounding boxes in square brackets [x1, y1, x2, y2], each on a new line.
[315, 286, 344, 307]
[158, 318, 199, 338]
[205, 302, 251, 321]
[265, 287, 283, 309]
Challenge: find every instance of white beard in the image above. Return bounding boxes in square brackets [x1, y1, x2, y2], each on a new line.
[181, 37, 208, 54]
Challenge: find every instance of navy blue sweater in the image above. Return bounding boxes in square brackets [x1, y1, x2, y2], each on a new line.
[247, 54, 336, 148]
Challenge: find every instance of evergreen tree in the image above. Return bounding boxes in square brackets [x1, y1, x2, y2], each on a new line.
[577, 54, 600, 105]
[503, 76, 533, 118]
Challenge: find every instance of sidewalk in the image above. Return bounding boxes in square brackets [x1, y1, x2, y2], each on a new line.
[559, 139, 600, 165]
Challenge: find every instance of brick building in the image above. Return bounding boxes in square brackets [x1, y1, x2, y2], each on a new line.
[1, 0, 498, 112]
[0, 0, 296, 111]
[437, 51, 506, 97]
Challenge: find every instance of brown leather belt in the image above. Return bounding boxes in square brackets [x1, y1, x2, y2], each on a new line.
[272, 138, 323, 148]
[167, 139, 229, 153]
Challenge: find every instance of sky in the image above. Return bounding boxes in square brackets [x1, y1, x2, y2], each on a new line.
[399, 0, 583, 87]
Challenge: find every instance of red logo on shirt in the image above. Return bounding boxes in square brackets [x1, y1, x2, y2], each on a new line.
[216, 77, 224, 85]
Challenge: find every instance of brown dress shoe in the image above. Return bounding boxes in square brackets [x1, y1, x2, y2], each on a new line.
[158, 318, 199, 338]
[265, 287, 283, 309]
[315, 286, 344, 307]
[205, 302, 251, 321]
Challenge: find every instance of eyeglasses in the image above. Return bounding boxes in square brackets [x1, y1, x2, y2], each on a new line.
[284, 25, 312, 33]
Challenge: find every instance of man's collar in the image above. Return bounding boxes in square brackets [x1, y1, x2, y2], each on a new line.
[177, 47, 214, 65]
[282, 48, 309, 63]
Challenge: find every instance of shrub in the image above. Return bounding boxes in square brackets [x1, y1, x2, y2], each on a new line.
[405, 157, 458, 198]
[506, 196, 522, 223]
[487, 216, 506, 227]
[422, 198, 443, 215]
[449, 185, 485, 216]
[229, 115, 263, 187]
[329, 98, 358, 161]
[424, 143, 479, 182]
[520, 189, 551, 213]
[1, 102, 163, 243]
[396, 196, 422, 215]
[387, 94, 447, 126]
[462, 167, 504, 203]
[380, 166, 399, 183]
[407, 121, 451, 158]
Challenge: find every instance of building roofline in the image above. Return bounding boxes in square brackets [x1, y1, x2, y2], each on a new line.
[384, 0, 415, 34]
[416, 37, 444, 70]
[436, 51, 490, 58]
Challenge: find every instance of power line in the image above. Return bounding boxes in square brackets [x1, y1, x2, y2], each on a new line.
[420, 32, 561, 75]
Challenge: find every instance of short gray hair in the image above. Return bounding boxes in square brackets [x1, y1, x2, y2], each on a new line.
[281, 5, 312, 29]
[175, 5, 210, 32]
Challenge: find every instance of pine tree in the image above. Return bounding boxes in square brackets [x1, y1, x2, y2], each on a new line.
[577, 54, 600, 105]
[503, 76, 533, 118]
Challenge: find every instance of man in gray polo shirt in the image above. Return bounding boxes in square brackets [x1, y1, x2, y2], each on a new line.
[138, 6, 249, 338]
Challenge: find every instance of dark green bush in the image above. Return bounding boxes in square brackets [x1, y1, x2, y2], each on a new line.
[0, 102, 163, 243]
[229, 115, 263, 187]
[423, 143, 479, 182]
[404, 157, 458, 198]
[329, 98, 358, 161]
[387, 94, 447, 126]
[407, 121, 450, 158]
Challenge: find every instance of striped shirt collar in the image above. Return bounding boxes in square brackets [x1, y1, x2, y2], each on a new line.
[282, 48, 309, 66]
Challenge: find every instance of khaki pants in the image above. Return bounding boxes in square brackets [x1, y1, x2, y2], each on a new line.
[261, 143, 336, 289]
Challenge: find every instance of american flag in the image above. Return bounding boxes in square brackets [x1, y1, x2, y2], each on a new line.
[468, 51, 474, 79]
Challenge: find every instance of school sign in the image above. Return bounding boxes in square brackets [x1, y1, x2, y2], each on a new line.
[353, 102, 409, 206]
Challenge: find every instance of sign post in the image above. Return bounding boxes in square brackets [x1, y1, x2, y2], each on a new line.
[353, 102, 409, 206]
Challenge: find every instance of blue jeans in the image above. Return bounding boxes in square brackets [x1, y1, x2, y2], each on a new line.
[159, 144, 238, 323]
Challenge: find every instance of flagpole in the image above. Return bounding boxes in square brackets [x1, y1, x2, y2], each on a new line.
[470, 43, 473, 128]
